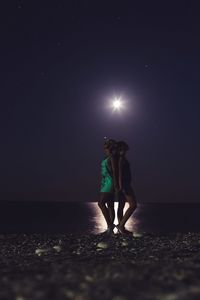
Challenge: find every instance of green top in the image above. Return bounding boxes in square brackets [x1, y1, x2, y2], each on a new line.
[100, 156, 114, 193]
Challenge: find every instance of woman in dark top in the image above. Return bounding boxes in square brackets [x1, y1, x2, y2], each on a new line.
[116, 141, 137, 234]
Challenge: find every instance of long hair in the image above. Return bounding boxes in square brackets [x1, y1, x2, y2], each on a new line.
[104, 138, 117, 152]
[117, 141, 129, 152]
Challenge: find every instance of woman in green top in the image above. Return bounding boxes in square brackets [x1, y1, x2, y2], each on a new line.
[98, 139, 119, 234]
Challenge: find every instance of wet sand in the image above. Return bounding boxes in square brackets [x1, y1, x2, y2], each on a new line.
[1, 232, 200, 299]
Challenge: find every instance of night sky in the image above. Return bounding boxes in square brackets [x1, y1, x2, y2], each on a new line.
[1, 1, 200, 202]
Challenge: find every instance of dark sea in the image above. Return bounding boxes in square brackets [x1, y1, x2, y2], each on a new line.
[1, 202, 200, 234]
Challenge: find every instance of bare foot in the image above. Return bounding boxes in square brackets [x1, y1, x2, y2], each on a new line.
[116, 224, 127, 235]
[123, 228, 133, 235]
[102, 224, 115, 235]
[116, 225, 133, 235]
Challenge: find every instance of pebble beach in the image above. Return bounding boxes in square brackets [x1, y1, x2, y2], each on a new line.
[1, 232, 200, 300]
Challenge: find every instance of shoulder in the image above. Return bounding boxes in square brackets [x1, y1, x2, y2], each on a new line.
[108, 155, 117, 168]
[106, 156, 112, 164]
[107, 154, 115, 161]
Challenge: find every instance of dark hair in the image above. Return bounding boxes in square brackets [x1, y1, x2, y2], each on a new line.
[117, 141, 129, 151]
[104, 138, 117, 150]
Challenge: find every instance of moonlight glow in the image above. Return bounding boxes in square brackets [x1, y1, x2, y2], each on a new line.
[113, 99, 122, 110]
[106, 95, 128, 114]
[112, 98, 123, 111]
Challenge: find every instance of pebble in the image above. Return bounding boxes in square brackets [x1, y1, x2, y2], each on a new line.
[133, 232, 142, 238]
[35, 248, 49, 256]
[53, 245, 62, 252]
[16, 297, 25, 300]
[63, 289, 75, 299]
[121, 241, 128, 246]
[97, 242, 108, 249]
[85, 275, 94, 282]
[157, 293, 178, 300]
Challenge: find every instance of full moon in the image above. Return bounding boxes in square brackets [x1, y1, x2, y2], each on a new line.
[112, 98, 122, 111]
[106, 95, 128, 114]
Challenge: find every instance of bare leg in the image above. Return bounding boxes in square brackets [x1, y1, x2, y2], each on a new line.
[107, 197, 115, 225]
[118, 188, 137, 232]
[98, 193, 113, 228]
[117, 192, 126, 224]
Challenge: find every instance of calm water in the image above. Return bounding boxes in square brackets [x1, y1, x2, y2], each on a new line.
[0, 202, 200, 233]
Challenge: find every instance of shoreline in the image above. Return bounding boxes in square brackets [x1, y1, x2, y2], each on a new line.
[1, 202, 200, 234]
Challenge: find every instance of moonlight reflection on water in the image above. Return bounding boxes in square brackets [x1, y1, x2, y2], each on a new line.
[87, 202, 137, 234]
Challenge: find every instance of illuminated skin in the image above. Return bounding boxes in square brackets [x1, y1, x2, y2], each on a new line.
[116, 190, 126, 224]
[108, 145, 126, 225]
[117, 144, 137, 234]
[98, 143, 119, 232]
[106, 146, 118, 225]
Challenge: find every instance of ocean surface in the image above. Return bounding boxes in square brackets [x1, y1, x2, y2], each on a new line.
[1, 202, 200, 234]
